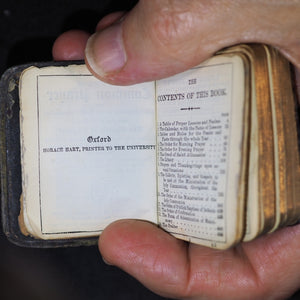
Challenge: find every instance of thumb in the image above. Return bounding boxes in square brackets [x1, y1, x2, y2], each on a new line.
[85, 0, 238, 85]
[85, 0, 300, 85]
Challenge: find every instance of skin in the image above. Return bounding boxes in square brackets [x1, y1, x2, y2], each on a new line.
[53, 1, 300, 299]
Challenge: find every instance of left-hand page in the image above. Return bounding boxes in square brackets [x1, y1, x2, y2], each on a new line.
[19, 64, 157, 239]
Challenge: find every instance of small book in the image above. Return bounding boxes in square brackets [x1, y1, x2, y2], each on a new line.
[1, 44, 299, 249]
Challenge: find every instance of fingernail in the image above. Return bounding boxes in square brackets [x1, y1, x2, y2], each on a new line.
[102, 257, 114, 266]
[85, 22, 126, 76]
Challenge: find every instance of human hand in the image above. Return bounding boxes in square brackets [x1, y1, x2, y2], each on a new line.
[53, 1, 300, 299]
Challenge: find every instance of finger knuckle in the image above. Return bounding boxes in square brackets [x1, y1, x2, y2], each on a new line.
[151, 3, 195, 46]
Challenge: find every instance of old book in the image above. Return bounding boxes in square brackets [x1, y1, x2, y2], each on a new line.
[1, 44, 299, 249]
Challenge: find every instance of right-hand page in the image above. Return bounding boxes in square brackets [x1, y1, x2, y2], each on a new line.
[156, 54, 248, 249]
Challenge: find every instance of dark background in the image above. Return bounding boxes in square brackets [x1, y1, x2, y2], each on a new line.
[0, 1, 299, 299]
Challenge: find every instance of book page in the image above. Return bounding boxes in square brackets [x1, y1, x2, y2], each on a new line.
[20, 64, 157, 239]
[156, 55, 246, 249]
[242, 45, 276, 241]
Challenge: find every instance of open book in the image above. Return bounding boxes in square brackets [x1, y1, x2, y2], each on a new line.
[1, 44, 300, 249]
